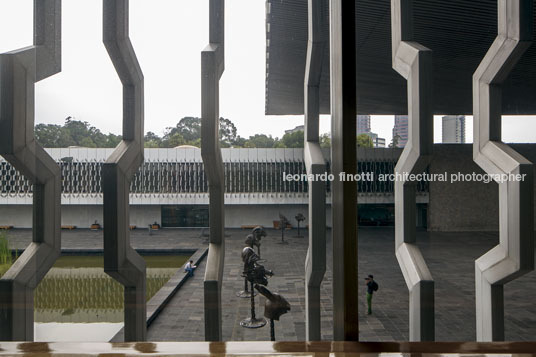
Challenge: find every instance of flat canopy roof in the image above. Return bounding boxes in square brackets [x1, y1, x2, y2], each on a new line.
[265, 0, 536, 116]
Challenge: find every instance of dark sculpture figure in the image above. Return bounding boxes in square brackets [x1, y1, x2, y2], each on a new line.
[278, 214, 290, 244]
[239, 247, 274, 328]
[255, 284, 291, 341]
[245, 226, 266, 257]
[294, 213, 305, 237]
[236, 245, 259, 298]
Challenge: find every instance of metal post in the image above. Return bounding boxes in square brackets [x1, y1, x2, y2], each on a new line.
[330, 0, 358, 341]
[239, 281, 266, 328]
[250, 281, 256, 320]
[391, 0, 435, 341]
[473, 0, 534, 341]
[0, 0, 62, 341]
[202, 0, 226, 342]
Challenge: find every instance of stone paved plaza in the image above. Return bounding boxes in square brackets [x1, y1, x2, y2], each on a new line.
[4, 227, 536, 341]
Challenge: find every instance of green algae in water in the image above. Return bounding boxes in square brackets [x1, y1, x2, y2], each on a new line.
[34, 254, 190, 323]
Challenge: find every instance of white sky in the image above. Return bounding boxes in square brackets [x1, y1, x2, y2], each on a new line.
[0, 0, 535, 144]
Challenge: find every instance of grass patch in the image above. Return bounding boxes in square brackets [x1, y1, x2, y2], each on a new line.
[0, 232, 15, 277]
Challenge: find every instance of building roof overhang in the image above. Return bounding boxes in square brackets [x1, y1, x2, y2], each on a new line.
[265, 0, 536, 116]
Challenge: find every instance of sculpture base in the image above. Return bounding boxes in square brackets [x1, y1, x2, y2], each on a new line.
[236, 290, 257, 298]
[240, 317, 267, 329]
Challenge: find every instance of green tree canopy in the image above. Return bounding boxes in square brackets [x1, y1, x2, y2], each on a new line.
[389, 134, 401, 148]
[159, 116, 239, 148]
[357, 133, 374, 148]
[320, 133, 331, 148]
[35, 117, 122, 148]
[277, 130, 304, 148]
[244, 134, 277, 148]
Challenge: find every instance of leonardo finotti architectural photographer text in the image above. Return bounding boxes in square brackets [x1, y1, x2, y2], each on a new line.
[283, 172, 527, 184]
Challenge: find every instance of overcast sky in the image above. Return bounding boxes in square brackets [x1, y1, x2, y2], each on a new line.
[0, 0, 535, 144]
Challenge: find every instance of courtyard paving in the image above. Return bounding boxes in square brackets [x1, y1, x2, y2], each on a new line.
[145, 227, 536, 342]
[4, 227, 536, 341]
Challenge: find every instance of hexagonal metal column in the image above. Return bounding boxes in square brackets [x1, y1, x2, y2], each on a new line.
[391, 0, 435, 341]
[330, 0, 359, 341]
[304, 0, 327, 341]
[102, 0, 147, 342]
[201, 0, 226, 342]
[0, 0, 62, 341]
[473, 0, 534, 342]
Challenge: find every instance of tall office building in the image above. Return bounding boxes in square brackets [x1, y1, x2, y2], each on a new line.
[392, 115, 409, 147]
[367, 132, 386, 148]
[357, 115, 371, 134]
[442, 115, 466, 143]
[357, 115, 385, 148]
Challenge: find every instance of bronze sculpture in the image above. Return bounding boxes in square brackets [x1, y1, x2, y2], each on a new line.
[237, 227, 265, 298]
[239, 247, 273, 328]
[255, 284, 291, 341]
[278, 214, 290, 244]
[245, 226, 266, 257]
[294, 213, 305, 237]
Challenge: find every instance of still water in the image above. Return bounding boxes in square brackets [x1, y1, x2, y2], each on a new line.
[31, 254, 189, 342]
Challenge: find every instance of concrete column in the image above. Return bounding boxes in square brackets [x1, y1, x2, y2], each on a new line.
[102, 0, 147, 342]
[0, 0, 62, 341]
[329, 0, 359, 341]
[304, 0, 327, 341]
[391, 0, 435, 341]
[201, 0, 226, 342]
[473, 0, 534, 342]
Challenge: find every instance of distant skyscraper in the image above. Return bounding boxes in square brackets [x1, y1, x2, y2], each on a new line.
[357, 115, 371, 134]
[442, 115, 466, 143]
[392, 115, 408, 147]
[357, 115, 385, 148]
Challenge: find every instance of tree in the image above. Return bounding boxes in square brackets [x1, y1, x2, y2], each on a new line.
[106, 133, 122, 148]
[389, 134, 401, 148]
[244, 134, 276, 148]
[162, 132, 186, 148]
[279, 130, 304, 148]
[357, 133, 374, 148]
[219, 117, 238, 147]
[144, 132, 162, 148]
[34, 117, 121, 148]
[320, 133, 331, 148]
[233, 135, 247, 147]
[162, 116, 239, 148]
[35, 123, 74, 147]
[171, 116, 201, 142]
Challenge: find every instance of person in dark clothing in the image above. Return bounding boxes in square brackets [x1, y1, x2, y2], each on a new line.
[365, 274, 378, 314]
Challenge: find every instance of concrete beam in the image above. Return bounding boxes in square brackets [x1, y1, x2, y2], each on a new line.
[0, 0, 62, 341]
[391, 0, 435, 341]
[329, 0, 358, 341]
[304, 0, 327, 341]
[201, 0, 226, 342]
[102, 0, 147, 342]
[473, 0, 534, 342]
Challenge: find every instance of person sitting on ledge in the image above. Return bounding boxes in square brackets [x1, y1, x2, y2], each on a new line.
[184, 260, 197, 277]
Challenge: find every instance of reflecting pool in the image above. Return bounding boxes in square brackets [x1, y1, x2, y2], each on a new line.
[30, 254, 189, 341]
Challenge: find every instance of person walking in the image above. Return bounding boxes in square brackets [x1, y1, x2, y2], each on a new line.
[365, 274, 378, 315]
